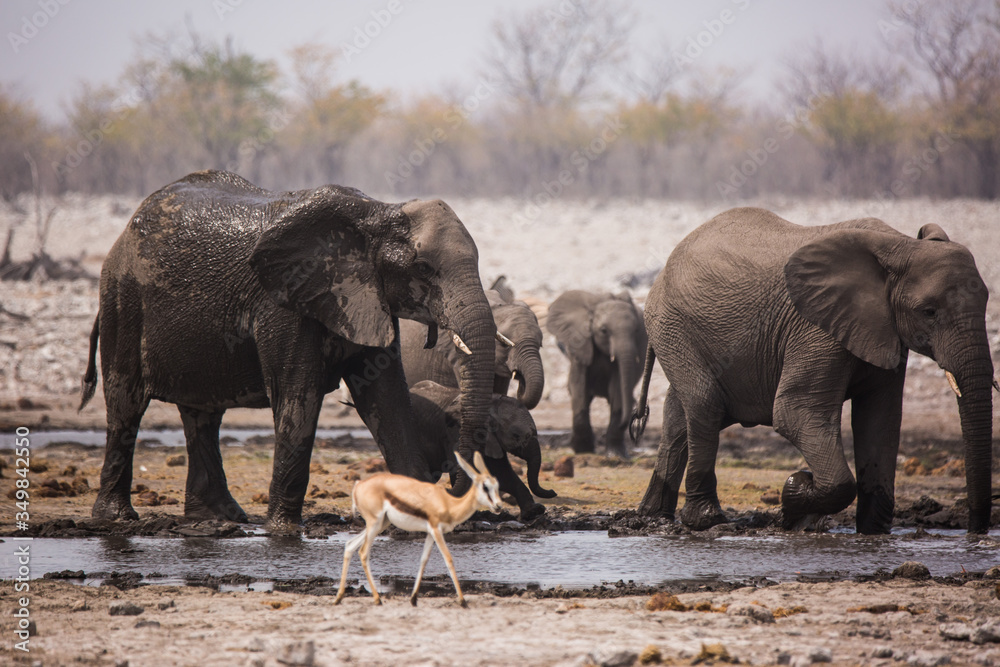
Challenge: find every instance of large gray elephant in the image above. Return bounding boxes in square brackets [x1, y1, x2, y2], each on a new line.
[409, 380, 556, 521]
[79, 170, 497, 533]
[400, 280, 545, 408]
[548, 290, 647, 457]
[632, 207, 994, 534]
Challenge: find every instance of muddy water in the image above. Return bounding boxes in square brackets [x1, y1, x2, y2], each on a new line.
[7, 530, 997, 590]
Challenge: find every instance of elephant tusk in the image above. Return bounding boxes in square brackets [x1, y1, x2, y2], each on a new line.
[496, 331, 515, 348]
[945, 371, 962, 398]
[452, 333, 473, 356]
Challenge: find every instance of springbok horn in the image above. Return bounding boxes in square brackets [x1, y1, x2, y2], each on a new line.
[992, 378, 999, 393]
[496, 331, 515, 347]
[945, 371, 962, 398]
[452, 333, 472, 356]
[424, 323, 438, 349]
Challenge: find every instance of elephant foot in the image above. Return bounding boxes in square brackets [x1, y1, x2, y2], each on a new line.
[184, 491, 249, 523]
[518, 502, 546, 522]
[781, 470, 856, 532]
[264, 511, 303, 535]
[92, 493, 139, 521]
[679, 499, 728, 531]
[604, 440, 629, 460]
[570, 436, 595, 454]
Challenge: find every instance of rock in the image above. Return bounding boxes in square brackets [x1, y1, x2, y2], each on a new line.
[71, 599, 89, 612]
[727, 602, 775, 623]
[26, 620, 37, 636]
[893, 561, 931, 580]
[134, 490, 161, 507]
[907, 651, 950, 666]
[166, 454, 185, 466]
[61, 465, 78, 476]
[275, 640, 315, 666]
[157, 599, 175, 610]
[984, 565, 1000, 579]
[134, 619, 160, 629]
[71, 476, 90, 494]
[871, 646, 894, 658]
[587, 648, 639, 667]
[108, 602, 144, 616]
[553, 455, 574, 478]
[251, 493, 269, 504]
[363, 457, 386, 473]
[645, 592, 686, 611]
[694, 643, 735, 664]
[971, 621, 1000, 644]
[808, 647, 832, 663]
[939, 623, 973, 640]
[760, 489, 781, 505]
[638, 645, 662, 664]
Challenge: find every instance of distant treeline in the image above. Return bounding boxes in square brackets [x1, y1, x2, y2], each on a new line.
[2, 0, 998, 202]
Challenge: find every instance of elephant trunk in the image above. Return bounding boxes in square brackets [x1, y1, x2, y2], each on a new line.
[615, 342, 640, 429]
[510, 341, 545, 409]
[443, 265, 496, 494]
[524, 436, 557, 499]
[951, 334, 995, 534]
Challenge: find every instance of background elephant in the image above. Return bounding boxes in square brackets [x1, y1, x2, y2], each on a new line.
[400, 277, 545, 409]
[547, 290, 647, 457]
[79, 170, 497, 533]
[633, 207, 994, 534]
[408, 380, 556, 521]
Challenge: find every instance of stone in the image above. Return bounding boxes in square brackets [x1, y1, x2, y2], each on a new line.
[71, 599, 89, 612]
[134, 620, 160, 629]
[166, 454, 186, 466]
[939, 623, 973, 640]
[275, 640, 315, 666]
[638, 645, 662, 664]
[808, 647, 832, 663]
[893, 561, 931, 580]
[871, 646, 894, 658]
[971, 622, 1000, 644]
[586, 648, 639, 667]
[108, 602, 144, 616]
[157, 599, 175, 610]
[727, 602, 775, 623]
[907, 651, 950, 666]
[553, 455, 574, 478]
[984, 565, 1000, 580]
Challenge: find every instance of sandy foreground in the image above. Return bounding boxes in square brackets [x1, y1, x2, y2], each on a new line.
[1, 577, 999, 666]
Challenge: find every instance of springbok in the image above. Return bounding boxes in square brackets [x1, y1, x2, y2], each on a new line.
[334, 450, 501, 608]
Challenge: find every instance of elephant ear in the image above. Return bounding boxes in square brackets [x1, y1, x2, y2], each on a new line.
[249, 187, 395, 348]
[917, 223, 950, 242]
[784, 230, 902, 370]
[547, 291, 603, 365]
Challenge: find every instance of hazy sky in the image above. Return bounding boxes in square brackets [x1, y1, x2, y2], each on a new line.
[2, 0, 890, 120]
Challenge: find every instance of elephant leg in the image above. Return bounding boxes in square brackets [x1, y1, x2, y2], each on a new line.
[639, 387, 687, 519]
[345, 346, 434, 481]
[605, 371, 627, 458]
[568, 363, 595, 453]
[774, 397, 856, 530]
[678, 398, 728, 530]
[265, 388, 323, 534]
[178, 405, 247, 522]
[92, 380, 149, 520]
[483, 455, 544, 521]
[850, 372, 905, 534]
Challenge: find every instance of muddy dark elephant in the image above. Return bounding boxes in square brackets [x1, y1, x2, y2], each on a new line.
[633, 207, 994, 534]
[547, 290, 647, 457]
[408, 380, 556, 521]
[400, 280, 545, 409]
[79, 170, 497, 533]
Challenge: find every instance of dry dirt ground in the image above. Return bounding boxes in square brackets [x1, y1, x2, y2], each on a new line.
[1, 196, 1000, 665]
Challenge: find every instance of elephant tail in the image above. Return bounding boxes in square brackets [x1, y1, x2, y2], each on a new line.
[629, 344, 656, 443]
[79, 314, 99, 411]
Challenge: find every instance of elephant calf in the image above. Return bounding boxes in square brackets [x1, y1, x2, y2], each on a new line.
[548, 290, 647, 457]
[409, 380, 556, 521]
[633, 207, 993, 534]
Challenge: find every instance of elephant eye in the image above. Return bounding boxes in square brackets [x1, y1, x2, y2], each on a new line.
[414, 260, 435, 278]
[921, 307, 937, 319]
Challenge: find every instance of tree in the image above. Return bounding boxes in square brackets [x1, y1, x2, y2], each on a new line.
[0, 87, 47, 201]
[888, 0, 1000, 198]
